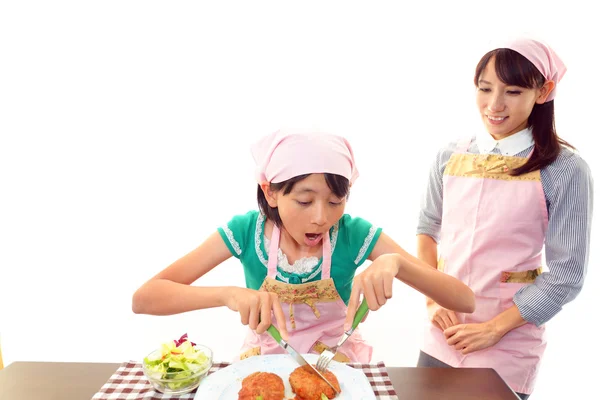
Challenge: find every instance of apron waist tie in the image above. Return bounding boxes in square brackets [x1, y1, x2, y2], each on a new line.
[288, 295, 320, 330]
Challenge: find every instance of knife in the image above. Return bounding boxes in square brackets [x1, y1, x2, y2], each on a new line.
[266, 324, 340, 395]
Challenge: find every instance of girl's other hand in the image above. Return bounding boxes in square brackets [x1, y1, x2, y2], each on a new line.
[345, 254, 399, 330]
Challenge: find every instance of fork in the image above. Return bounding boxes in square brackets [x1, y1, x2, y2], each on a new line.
[316, 298, 369, 372]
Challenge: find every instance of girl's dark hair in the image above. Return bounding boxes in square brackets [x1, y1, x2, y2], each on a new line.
[475, 48, 574, 175]
[257, 173, 350, 227]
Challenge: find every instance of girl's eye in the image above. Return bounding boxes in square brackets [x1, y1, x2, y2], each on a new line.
[478, 88, 491, 92]
[329, 201, 343, 206]
[296, 201, 311, 206]
[507, 90, 522, 95]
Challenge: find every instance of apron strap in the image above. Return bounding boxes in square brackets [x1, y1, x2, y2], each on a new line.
[527, 145, 535, 159]
[456, 137, 472, 153]
[320, 231, 332, 279]
[267, 224, 280, 278]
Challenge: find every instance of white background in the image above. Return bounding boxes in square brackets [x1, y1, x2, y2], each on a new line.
[1, 1, 598, 399]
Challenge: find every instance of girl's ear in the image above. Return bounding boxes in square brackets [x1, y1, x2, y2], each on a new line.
[536, 80, 556, 104]
[260, 182, 278, 208]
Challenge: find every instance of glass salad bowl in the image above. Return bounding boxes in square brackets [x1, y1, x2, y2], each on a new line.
[142, 334, 213, 394]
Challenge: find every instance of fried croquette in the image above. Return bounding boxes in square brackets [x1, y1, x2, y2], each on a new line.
[238, 371, 285, 400]
[289, 365, 341, 400]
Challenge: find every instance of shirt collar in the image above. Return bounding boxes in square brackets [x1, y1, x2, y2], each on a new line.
[476, 127, 534, 156]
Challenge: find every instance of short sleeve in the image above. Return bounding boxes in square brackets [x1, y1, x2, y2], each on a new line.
[217, 211, 258, 259]
[338, 214, 382, 267]
[416, 141, 457, 242]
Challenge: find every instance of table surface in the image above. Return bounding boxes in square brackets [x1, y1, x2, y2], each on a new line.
[0, 361, 520, 400]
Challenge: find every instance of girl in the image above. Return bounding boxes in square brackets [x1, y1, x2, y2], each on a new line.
[412, 37, 593, 398]
[132, 129, 475, 363]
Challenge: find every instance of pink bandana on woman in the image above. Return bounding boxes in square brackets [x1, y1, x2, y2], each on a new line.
[496, 37, 567, 101]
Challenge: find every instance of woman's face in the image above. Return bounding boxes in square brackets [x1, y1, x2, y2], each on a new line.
[476, 56, 551, 140]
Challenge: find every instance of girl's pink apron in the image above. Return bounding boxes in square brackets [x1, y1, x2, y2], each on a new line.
[422, 139, 548, 395]
[238, 224, 372, 363]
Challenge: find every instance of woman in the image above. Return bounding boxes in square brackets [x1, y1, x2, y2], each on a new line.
[414, 37, 593, 399]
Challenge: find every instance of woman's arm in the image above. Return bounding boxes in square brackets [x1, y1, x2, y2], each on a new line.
[513, 154, 593, 326]
[417, 234, 440, 307]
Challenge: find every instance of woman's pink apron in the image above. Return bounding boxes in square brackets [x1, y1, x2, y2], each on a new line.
[422, 139, 548, 394]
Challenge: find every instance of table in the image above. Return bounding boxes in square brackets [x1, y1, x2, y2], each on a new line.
[0, 361, 519, 400]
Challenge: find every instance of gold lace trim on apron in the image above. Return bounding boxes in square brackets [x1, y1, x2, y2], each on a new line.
[240, 346, 261, 360]
[439, 259, 541, 284]
[444, 153, 541, 181]
[311, 341, 351, 363]
[501, 267, 542, 283]
[260, 278, 340, 329]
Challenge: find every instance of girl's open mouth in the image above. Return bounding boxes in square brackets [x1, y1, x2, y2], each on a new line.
[304, 233, 323, 246]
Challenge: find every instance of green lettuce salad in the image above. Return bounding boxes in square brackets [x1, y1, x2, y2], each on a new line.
[143, 333, 210, 390]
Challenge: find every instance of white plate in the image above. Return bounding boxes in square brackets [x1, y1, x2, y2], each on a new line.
[194, 353, 376, 400]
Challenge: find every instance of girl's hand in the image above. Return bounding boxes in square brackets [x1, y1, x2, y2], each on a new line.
[427, 300, 460, 331]
[444, 321, 503, 354]
[224, 287, 289, 340]
[345, 253, 400, 330]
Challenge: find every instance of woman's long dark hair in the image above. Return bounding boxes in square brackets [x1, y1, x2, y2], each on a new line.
[257, 173, 350, 227]
[475, 49, 574, 175]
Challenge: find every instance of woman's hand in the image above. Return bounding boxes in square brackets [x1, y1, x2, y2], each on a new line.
[444, 321, 503, 354]
[224, 287, 288, 340]
[443, 305, 526, 354]
[428, 300, 460, 331]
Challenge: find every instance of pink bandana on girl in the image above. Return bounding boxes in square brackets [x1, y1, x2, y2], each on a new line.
[251, 129, 359, 184]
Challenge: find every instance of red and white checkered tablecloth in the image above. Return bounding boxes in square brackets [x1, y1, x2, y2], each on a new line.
[91, 360, 398, 400]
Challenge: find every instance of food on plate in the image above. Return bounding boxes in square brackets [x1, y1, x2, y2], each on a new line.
[238, 371, 285, 400]
[289, 365, 341, 400]
[142, 333, 211, 390]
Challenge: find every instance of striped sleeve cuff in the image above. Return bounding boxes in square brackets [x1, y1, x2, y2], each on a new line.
[416, 216, 441, 243]
[416, 227, 440, 243]
[513, 284, 563, 326]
